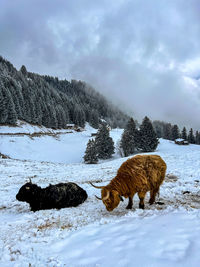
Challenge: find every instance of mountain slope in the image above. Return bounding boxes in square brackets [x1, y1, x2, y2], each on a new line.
[0, 56, 129, 128]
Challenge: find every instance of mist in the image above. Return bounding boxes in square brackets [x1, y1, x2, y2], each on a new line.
[1, 0, 200, 130]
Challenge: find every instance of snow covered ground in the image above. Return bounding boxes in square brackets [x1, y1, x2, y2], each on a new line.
[0, 123, 200, 266]
[0, 122, 123, 163]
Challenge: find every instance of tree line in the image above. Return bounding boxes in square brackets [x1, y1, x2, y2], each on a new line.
[0, 56, 129, 129]
[84, 116, 158, 163]
[84, 117, 200, 164]
[152, 120, 200, 145]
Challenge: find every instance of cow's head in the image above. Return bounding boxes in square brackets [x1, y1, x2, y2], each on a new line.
[16, 181, 39, 203]
[90, 182, 123, 211]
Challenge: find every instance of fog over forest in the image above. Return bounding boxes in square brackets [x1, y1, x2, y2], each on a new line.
[1, 0, 200, 130]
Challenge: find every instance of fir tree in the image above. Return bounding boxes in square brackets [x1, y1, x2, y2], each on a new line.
[48, 105, 58, 129]
[84, 139, 98, 164]
[181, 127, 187, 140]
[73, 105, 86, 128]
[152, 120, 164, 138]
[0, 83, 7, 123]
[163, 123, 172, 140]
[20, 65, 28, 76]
[120, 118, 137, 157]
[95, 123, 115, 159]
[2, 86, 17, 125]
[195, 131, 200, 145]
[89, 109, 99, 129]
[154, 125, 162, 138]
[171, 124, 180, 140]
[137, 116, 158, 152]
[188, 128, 195, 144]
[6, 91, 17, 125]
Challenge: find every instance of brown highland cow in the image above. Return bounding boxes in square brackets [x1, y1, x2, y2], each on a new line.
[90, 154, 167, 211]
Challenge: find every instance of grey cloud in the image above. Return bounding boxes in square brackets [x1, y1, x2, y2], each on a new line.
[1, 0, 200, 129]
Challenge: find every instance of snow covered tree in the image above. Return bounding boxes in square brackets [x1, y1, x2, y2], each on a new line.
[89, 109, 99, 129]
[20, 65, 28, 76]
[120, 118, 137, 157]
[163, 123, 172, 140]
[2, 87, 17, 125]
[84, 139, 98, 164]
[95, 122, 115, 159]
[47, 105, 58, 129]
[73, 105, 86, 128]
[181, 127, 187, 140]
[195, 131, 200, 145]
[137, 116, 158, 152]
[0, 83, 7, 123]
[171, 124, 180, 140]
[152, 120, 164, 138]
[188, 128, 195, 144]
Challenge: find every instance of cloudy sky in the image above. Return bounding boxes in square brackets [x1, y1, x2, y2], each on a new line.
[1, 0, 200, 130]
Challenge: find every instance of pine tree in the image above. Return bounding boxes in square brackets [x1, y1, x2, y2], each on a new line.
[90, 109, 99, 129]
[171, 124, 180, 140]
[120, 118, 137, 157]
[163, 123, 172, 140]
[181, 127, 187, 140]
[1, 86, 17, 125]
[188, 128, 195, 144]
[95, 123, 115, 159]
[41, 102, 51, 127]
[154, 125, 162, 138]
[0, 83, 8, 123]
[195, 131, 200, 145]
[84, 139, 98, 164]
[20, 65, 28, 76]
[48, 105, 58, 129]
[73, 105, 86, 128]
[6, 90, 17, 125]
[137, 116, 158, 152]
[152, 120, 164, 138]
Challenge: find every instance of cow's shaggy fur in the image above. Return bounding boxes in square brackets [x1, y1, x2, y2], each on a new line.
[16, 182, 88, 211]
[91, 155, 167, 211]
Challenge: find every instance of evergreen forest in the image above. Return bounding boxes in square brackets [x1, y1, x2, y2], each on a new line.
[0, 56, 129, 129]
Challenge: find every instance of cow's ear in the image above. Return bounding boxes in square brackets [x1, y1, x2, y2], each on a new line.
[119, 195, 124, 201]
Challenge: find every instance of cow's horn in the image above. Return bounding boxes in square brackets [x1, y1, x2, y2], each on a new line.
[102, 190, 110, 201]
[89, 182, 104, 189]
[29, 178, 32, 183]
[95, 195, 102, 200]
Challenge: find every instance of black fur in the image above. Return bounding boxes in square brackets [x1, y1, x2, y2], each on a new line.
[16, 182, 88, 211]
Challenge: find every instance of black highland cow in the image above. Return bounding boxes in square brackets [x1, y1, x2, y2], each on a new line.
[16, 181, 88, 211]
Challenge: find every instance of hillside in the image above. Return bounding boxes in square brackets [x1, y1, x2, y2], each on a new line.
[0, 121, 123, 163]
[0, 138, 200, 266]
[0, 56, 129, 129]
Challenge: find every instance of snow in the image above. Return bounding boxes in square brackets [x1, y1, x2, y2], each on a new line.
[0, 123, 200, 266]
[175, 138, 184, 141]
[0, 122, 123, 163]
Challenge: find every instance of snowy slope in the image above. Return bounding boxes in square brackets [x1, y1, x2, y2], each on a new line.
[0, 126, 200, 266]
[0, 122, 123, 163]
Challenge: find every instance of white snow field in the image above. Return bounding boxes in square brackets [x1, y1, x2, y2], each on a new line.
[0, 123, 200, 266]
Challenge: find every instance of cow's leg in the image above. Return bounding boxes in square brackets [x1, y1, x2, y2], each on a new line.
[149, 187, 159, 205]
[126, 193, 135, 209]
[138, 192, 146, 209]
[126, 197, 133, 209]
